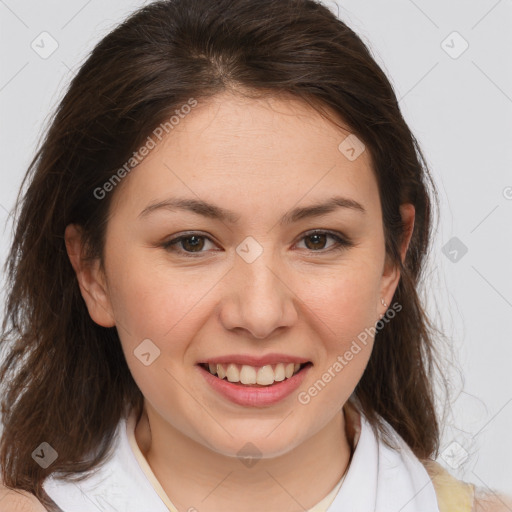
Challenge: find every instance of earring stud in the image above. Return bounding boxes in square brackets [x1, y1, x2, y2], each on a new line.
[381, 298, 388, 308]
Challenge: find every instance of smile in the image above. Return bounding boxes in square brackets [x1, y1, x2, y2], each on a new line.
[199, 362, 309, 387]
[196, 361, 313, 407]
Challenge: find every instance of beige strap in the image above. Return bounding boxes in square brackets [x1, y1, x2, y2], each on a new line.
[423, 459, 475, 512]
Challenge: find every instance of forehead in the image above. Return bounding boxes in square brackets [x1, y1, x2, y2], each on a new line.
[111, 91, 381, 221]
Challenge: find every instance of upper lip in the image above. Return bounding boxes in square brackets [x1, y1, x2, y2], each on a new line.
[198, 353, 311, 367]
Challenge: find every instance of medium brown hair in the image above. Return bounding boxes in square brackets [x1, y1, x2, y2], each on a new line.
[0, 0, 446, 509]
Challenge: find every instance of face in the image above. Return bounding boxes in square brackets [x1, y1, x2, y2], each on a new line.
[66, 90, 413, 459]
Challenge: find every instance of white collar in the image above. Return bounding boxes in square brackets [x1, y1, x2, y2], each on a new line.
[43, 402, 440, 512]
[326, 404, 440, 512]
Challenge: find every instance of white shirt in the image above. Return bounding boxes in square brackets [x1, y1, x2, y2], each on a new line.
[43, 400, 440, 512]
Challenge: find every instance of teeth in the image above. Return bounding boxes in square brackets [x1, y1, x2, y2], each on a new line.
[226, 363, 239, 383]
[274, 363, 286, 382]
[203, 362, 304, 385]
[240, 365, 257, 384]
[256, 365, 274, 385]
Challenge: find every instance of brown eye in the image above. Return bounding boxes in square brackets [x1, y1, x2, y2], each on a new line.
[303, 233, 329, 251]
[177, 235, 206, 252]
[297, 231, 353, 253]
[161, 230, 353, 258]
[162, 234, 215, 256]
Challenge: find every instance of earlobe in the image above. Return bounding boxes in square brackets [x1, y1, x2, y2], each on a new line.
[64, 224, 116, 328]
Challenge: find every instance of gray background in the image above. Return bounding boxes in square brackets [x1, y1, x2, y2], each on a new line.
[0, 0, 511, 497]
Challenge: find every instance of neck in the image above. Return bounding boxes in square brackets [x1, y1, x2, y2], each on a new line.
[134, 402, 355, 512]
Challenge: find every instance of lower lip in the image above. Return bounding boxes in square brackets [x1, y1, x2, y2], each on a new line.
[196, 363, 312, 407]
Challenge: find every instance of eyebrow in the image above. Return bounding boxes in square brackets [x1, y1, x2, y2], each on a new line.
[138, 195, 366, 224]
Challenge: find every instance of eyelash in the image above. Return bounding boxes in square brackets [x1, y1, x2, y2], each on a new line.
[160, 230, 353, 258]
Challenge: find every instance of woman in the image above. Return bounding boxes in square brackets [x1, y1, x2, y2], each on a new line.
[0, 0, 509, 510]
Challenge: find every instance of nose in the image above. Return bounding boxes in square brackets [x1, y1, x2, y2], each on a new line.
[218, 248, 299, 340]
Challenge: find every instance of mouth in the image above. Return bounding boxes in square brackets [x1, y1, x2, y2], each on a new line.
[197, 361, 313, 387]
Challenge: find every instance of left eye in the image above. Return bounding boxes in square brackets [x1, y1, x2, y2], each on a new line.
[296, 231, 351, 252]
[161, 230, 352, 257]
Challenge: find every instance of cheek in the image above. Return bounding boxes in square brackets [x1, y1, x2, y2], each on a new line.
[297, 257, 382, 332]
[293, 258, 381, 390]
[106, 257, 201, 412]
[105, 248, 228, 358]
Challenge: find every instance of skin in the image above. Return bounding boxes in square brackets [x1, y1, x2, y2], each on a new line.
[0, 487, 47, 512]
[65, 90, 415, 512]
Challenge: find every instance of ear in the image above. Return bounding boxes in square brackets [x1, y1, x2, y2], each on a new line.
[398, 203, 415, 264]
[64, 224, 116, 328]
[379, 203, 415, 309]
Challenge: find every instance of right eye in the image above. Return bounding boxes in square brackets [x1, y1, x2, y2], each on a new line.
[161, 233, 218, 257]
